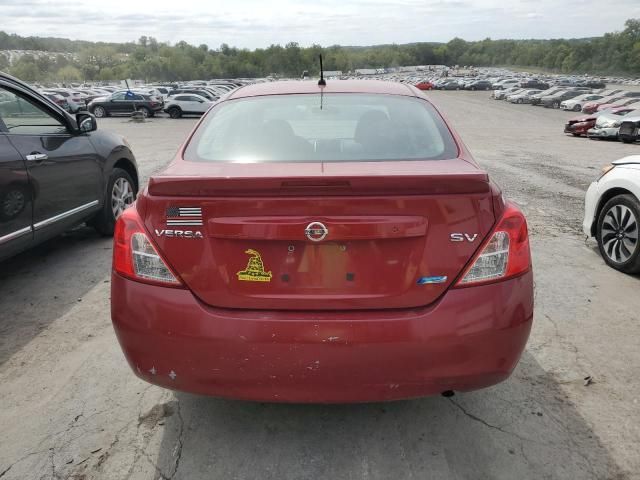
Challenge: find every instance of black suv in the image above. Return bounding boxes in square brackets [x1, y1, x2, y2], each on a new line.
[88, 91, 163, 118]
[0, 72, 139, 262]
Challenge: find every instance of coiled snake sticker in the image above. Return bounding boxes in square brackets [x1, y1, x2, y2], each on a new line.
[237, 249, 272, 282]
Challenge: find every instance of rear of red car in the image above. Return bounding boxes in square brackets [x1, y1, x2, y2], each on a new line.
[111, 81, 533, 403]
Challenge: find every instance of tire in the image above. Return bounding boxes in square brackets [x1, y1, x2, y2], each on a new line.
[471, 86, 476, 91]
[168, 107, 182, 119]
[137, 106, 152, 118]
[553, 101, 560, 109]
[89, 168, 137, 236]
[517, 98, 523, 104]
[596, 194, 640, 274]
[93, 106, 106, 118]
[621, 137, 634, 144]
[0, 185, 28, 221]
[573, 104, 581, 112]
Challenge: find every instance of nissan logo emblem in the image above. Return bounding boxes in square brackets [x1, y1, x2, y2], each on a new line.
[305, 222, 328, 242]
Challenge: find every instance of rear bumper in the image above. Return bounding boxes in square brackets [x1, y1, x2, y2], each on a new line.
[111, 271, 534, 403]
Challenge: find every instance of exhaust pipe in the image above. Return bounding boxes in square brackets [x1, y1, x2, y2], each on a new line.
[441, 390, 455, 398]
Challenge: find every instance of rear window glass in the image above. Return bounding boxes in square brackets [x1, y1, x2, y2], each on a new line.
[184, 93, 458, 162]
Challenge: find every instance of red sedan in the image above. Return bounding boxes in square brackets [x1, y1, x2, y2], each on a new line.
[415, 81, 435, 91]
[111, 80, 533, 403]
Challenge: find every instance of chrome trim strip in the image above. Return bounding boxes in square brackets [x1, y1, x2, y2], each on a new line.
[33, 200, 100, 230]
[0, 226, 33, 245]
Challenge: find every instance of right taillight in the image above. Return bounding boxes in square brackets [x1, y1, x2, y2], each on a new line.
[113, 207, 183, 287]
[455, 202, 531, 287]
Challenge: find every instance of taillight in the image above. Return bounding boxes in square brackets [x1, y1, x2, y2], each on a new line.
[455, 202, 531, 287]
[113, 207, 183, 287]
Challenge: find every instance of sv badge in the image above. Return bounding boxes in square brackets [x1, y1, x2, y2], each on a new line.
[450, 233, 479, 243]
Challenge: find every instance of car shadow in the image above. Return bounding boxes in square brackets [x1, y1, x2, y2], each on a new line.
[0, 225, 112, 366]
[147, 352, 624, 480]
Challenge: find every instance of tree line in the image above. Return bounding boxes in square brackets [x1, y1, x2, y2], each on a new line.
[1, 19, 639, 83]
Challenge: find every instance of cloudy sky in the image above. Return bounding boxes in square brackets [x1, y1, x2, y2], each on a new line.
[3, 0, 639, 49]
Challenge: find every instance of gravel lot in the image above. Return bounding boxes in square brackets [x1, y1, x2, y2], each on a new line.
[1, 93, 639, 480]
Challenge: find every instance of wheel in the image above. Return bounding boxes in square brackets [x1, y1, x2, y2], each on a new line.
[597, 194, 640, 273]
[471, 86, 476, 91]
[0, 185, 28, 221]
[137, 107, 151, 118]
[621, 137, 634, 144]
[573, 104, 581, 112]
[93, 106, 106, 118]
[517, 98, 523, 104]
[168, 107, 182, 119]
[89, 168, 137, 236]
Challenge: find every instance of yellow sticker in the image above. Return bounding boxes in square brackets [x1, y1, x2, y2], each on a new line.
[237, 249, 272, 282]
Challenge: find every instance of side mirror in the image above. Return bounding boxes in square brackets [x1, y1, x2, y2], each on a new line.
[77, 113, 97, 133]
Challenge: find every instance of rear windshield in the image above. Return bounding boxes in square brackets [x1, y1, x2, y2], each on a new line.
[184, 93, 458, 162]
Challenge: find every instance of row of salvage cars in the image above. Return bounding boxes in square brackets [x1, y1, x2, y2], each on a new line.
[492, 86, 640, 144]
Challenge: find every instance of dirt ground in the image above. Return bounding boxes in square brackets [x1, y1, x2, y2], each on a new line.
[1, 93, 639, 480]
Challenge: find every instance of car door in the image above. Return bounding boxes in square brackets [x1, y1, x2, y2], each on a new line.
[108, 92, 129, 114]
[184, 95, 202, 113]
[0, 130, 33, 259]
[0, 84, 103, 241]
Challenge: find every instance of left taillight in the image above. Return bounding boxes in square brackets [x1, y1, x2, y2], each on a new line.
[113, 207, 183, 287]
[454, 202, 531, 287]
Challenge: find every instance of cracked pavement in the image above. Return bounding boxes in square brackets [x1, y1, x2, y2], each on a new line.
[1, 95, 640, 479]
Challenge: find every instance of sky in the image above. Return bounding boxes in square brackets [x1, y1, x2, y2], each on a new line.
[2, 0, 640, 49]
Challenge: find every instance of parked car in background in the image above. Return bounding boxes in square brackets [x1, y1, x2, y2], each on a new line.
[0, 72, 139, 262]
[519, 79, 549, 89]
[583, 156, 640, 273]
[530, 87, 565, 105]
[493, 87, 523, 100]
[415, 81, 434, 91]
[169, 88, 218, 101]
[561, 94, 604, 112]
[565, 107, 635, 137]
[465, 80, 493, 91]
[40, 91, 70, 111]
[163, 94, 213, 118]
[436, 79, 462, 90]
[587, 109, 638, 140]
[88, 91, 163, 118]
[110, 79, 533, 403]
[492, 79, 519, 90]
[44, 88, 87, 113]
[507, 89, 542, 104]
[541, 90, 582, 108]
[582, 95, 627, 114]
[596, 97, 640, 112]
[618, 115, 640, 143]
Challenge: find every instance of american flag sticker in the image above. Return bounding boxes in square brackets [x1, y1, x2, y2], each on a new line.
[166, 207, 203, 226]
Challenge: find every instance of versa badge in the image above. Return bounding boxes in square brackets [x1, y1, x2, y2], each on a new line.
[237, 249, 272, 282]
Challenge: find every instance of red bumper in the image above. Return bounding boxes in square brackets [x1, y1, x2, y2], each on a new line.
[111, 271, 533, 403]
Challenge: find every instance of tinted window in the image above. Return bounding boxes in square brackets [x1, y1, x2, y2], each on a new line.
[185, 94, 458, 163]
[0, 87, 67, 135]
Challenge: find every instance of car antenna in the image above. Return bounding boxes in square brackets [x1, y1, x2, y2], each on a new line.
[318, 55, 326, 87]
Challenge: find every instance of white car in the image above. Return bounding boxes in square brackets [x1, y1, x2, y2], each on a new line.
[164, 93, 213, 118]
[583, 156, 640, 273]
[561, 94, 604, 112]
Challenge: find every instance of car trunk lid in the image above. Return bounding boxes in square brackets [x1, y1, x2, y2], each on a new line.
[142, 159, 496, 310]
